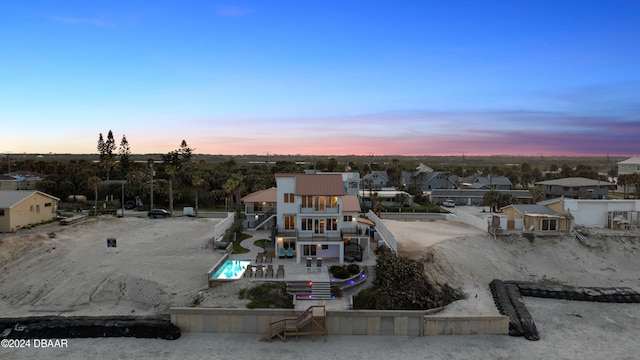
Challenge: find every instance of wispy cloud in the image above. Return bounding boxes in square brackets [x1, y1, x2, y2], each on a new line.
[50, 16, 110, 27]
[216, 6, 252, 17]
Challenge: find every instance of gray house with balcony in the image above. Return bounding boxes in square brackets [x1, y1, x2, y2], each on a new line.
[535, 177, 615, 200]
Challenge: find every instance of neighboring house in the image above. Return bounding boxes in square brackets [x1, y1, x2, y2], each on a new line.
[359, 189, 413, 207]
[430, 189, 532, 206]
[0, 190, 59, 232]
[0, 172, 44, 191]
[500, 200, 572, 232]
[361, 171, 389, 190]
[465, 175, 512, 190]
[415, 163, 434, 173]
[240, 187, 277, 229]
[617, 156, 640, 175]
[401, 171, 456, 192]
[563, 199, 640, 229]
[535, 177, 615, 200]
[274, 173, 368, 264]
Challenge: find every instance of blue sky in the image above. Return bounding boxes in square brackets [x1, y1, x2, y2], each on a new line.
[1, 1, 639, 156]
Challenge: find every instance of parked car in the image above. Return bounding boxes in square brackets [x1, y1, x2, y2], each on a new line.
[442, 200, 456, 207]
[124, 201, 136, 210]
[148, 209, 170, 218]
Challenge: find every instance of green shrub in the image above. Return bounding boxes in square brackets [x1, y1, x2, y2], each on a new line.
[347, 263, 360, 275]
[329, 265, 350, 279]
[244, 282, 293, 309]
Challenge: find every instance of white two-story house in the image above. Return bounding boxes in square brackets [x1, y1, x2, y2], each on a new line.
[274, 173, 367, 264]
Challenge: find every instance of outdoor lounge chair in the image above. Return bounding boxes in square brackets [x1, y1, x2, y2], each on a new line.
[287, 248, 294, 258]
[316, 257, 323, 272]
[266, 264, 274, 278]
[244, 266, 253, 278]
[255, 267, 264, 278]
[306, 257, 312, 273]
[276, 264, 285, 278]
[279, 248, 286, 258]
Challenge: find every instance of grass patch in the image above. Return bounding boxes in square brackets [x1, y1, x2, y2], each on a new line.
[232, 233, 253, 254]
[253, 239, 269, 249]
[243, 282, 293, 309]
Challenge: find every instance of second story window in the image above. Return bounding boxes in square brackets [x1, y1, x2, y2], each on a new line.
[284, 193, 294, 203]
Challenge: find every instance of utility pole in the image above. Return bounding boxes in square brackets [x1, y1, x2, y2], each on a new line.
[148, 159, 154, 211]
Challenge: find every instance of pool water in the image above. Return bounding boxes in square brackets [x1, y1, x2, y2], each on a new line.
[211, 259, 251, 280]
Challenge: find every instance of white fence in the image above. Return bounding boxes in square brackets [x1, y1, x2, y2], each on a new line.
[367, 210, 397, 253]
[445, 210, 491, 231]
[213, 212, 235, 242]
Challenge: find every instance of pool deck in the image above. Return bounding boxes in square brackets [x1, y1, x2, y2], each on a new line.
[225, 230, 376, 310]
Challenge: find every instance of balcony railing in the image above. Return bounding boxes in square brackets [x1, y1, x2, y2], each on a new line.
[299, 205, 340, 214]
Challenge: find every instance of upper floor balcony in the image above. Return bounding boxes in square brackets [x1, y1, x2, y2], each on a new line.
[299, 204, 340, 214]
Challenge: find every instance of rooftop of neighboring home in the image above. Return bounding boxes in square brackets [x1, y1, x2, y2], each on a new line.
[0, 190, 59, 208]
[503, 204, 559, 215]
[617, 156, 640, 165]
[535, 177, 616, 187]
[240, 187, 277, 203]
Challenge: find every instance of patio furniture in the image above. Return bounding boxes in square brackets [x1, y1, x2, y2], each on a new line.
[255, 267, 264, 278]
[287, 248, 294, 258]
[316, 257, 323, 272]
[256, 255, 263, 264]
[306, 257, 312, 273]
[279, 248, 286, 258]
[244, 266, 253, 278]
[276, 264, 285, 278]
[266, 264, 274, 278]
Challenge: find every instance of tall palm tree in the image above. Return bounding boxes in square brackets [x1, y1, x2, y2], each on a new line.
[88, 176, 102, 216]
[165, 164, 177, 215]
[223, 172, 244, 212]
[191, 173, 205, 217]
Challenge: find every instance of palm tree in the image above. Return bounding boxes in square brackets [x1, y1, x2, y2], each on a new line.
[191, 173, 205, 217]
[223, 172, 244, 212]
[165, 164, 177, 215]
[88, 176, 102, 216]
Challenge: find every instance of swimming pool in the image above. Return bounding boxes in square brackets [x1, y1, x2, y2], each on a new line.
[211, 259, 251, 280]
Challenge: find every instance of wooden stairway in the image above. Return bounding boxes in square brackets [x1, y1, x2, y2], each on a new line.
[261, 305, 327, 342]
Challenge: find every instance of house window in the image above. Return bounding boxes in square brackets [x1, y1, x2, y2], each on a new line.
[44, 202, 52, 207]
[301, 218, 313, 231]
[343, 215, 353, 222]
[30, 205, 34, 212]
[301, 196, 313, 208]
[326, 218, 338, 231]
[314, 219, 325, 234]
[284, 193, 294, 203]
[0, 209, 4, 216]
[541, 218, 557, 231]
[36, 205, 40, 213]
[284, 215, 295, 230]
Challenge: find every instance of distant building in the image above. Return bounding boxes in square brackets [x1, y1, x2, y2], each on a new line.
[0, 190, 59, 232]
[0, 171, 44, 191]
[534, 177, 615, 200]
[401, 171, 456, 192]
[430, 189, 532, 206]
[361, 171, 389, 190]
[617, 156, 640, 175]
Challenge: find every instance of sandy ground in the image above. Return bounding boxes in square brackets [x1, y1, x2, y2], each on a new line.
[2, 215, 640, 359]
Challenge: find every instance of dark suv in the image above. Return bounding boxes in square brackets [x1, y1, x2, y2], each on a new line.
[148, 209, 170, 218]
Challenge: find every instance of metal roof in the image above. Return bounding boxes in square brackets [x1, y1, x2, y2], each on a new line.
[430, 189, 532, 198]
[342, 194, 361, 212]
[0, 190, 59, 208]
[294, 174, 345, 196]
[504, 204, 559, 216]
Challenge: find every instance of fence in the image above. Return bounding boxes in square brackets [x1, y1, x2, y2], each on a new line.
[446, 210, 491, 231]
[213, 212, 235, 242]
[367, 210, 397, 253]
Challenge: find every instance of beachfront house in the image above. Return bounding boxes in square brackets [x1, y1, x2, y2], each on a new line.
[274, 173, 369, 264]
[0, 190, 59, 232]
[500, 199, 572, 232]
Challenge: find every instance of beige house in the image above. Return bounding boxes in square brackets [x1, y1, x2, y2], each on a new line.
[500, 199, 572, 232]
[0, 191, 59, 232]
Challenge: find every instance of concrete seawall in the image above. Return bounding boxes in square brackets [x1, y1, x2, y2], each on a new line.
[170, 307, 508, 337]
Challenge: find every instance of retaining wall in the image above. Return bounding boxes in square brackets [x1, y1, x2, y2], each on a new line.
[170, 307, 508, 336]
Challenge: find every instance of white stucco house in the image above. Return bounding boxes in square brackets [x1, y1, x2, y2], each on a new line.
[274, 173, 370, 264]
[564, 199, 640, 229]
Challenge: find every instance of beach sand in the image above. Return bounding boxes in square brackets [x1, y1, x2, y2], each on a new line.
[1, 214, 639, 359]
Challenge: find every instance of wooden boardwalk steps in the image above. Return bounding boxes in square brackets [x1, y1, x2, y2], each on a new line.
[261, 305, 326, 342]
